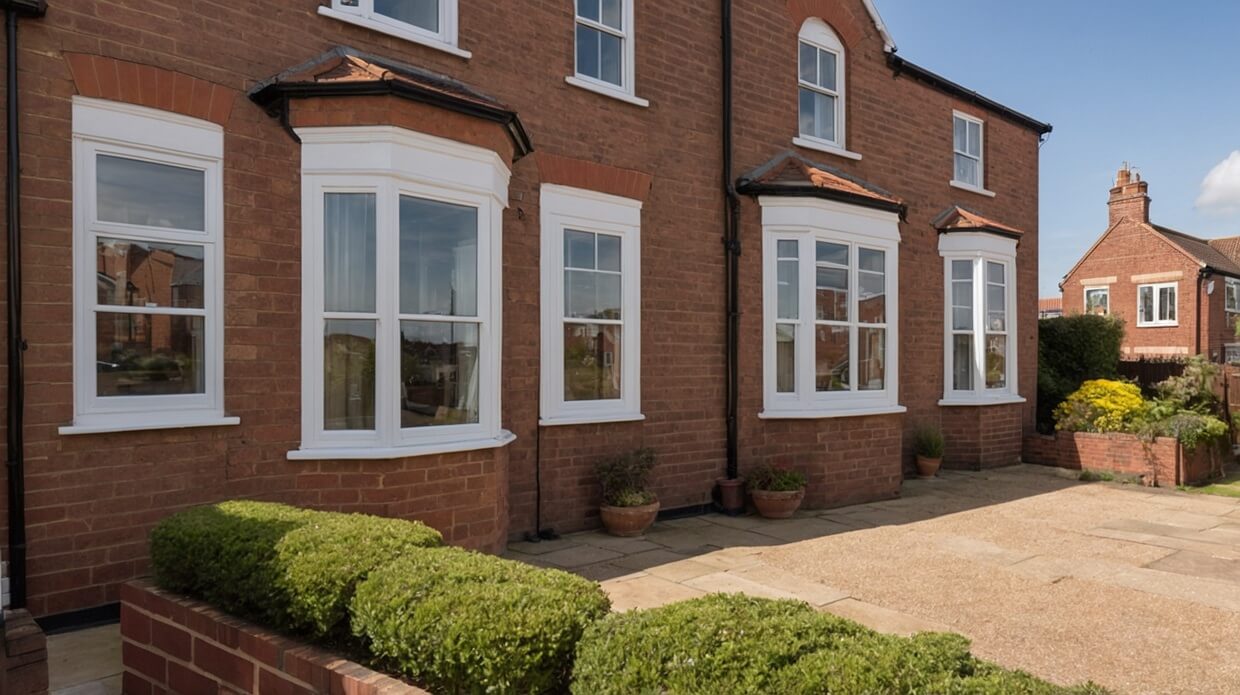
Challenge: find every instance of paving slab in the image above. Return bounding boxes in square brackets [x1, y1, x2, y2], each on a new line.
[644, 557, 728, 583]
[745, 516, 855, 543]
[505, 538, 581, 556]
[819, 598, 952, 637]
[569, 532, 664, 555]
[726, 564, 851, 606]
[1145, 550, 1240, 584]
[536, 544, 625, 569]
[1086, 526, 1240, 561]
[933, 534, 1034, 566]
[49, 624, 121, 694]
[602, 575, 706, 612]
[681, 571, 804, 601]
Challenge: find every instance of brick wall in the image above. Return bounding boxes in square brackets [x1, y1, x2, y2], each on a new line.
[0, 0, 1044, 616]
[120, 580, 424, 694]
[3, 610, 48, 695]
[942, 403, 1023, 470]
[1023, 431, 1222, 486]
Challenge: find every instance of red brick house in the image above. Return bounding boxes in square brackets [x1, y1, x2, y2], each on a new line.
[1061, 167, 1240, 361]
[0, 0, 1048, 623]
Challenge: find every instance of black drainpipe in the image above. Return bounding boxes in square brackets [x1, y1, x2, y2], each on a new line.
[721, 0, 740, 481]
[4, 0, 46, 610]
[1196, 268, 1208, 358]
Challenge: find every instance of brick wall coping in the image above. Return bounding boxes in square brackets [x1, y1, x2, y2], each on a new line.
[120, 579, 428, 694]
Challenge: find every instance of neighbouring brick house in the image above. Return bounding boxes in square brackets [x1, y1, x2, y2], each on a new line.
[0, 0, 1048, 622]
[1061, 166, 1240, 361]
[1038, 296, 1063, 319]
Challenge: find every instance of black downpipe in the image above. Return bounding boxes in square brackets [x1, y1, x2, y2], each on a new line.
[721, 0, 740, 480]
[1196, 268, 1207, 357]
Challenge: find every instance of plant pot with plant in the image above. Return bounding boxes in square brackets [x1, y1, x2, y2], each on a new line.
[745, 464, 807, 519]
[914, 426, 945, 479]
[596, 448, 660, 537]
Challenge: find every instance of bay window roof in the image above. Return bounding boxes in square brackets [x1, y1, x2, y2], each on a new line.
[933, 205, 1024, 241]
[737, 152, 905, 216]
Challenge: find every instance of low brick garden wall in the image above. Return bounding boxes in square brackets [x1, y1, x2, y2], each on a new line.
[121, 580, 427, 694]
[1023, 431, 1222, 486]
[3, 610, 48, 695]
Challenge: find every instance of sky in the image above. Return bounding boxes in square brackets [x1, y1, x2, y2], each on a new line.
[874, 0, 1240, 296]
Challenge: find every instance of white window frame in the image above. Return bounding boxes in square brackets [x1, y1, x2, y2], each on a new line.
[939, 232, 1023, 406]
[950, 111, 995, 197]
[291, 125, 513, 460]
[63, 97, 236, 435]
[539, 185, 642, 426]
[1226, 278, 1240, 314]
[760, 197, 904, 419]
[793, 19, 861, 161]
[1083, 286, 1110, 315]
[1136, 281, 1178, 327]
[566, 0, 648, 107]
[319, 0, 469, 59]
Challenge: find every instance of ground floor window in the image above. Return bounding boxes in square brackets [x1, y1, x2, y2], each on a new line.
[940, 232, 1020, 405]
[1084, 286, 1109, 315]
[1137, 282, 1177, 327]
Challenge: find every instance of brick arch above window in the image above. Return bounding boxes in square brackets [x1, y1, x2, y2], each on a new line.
[64, 53, 237, 126]
[785, 0, 865, 49]
[536, 153, 653, 203]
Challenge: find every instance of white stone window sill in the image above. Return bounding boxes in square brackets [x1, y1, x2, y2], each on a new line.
[938, 395, 1026, 407]
[540, 412, 645, 427]
[792, 136, 863, 161]
[287, 430, 515, 461]
[759, 405, 906, 420]
[59, 415, 241, 436]
[318, 7, 472, 59]
[949, 180, 996, 198]
[1136, 322, 1178, 329]
[565, 76, 650, 108]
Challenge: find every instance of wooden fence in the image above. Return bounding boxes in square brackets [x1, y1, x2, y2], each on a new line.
[1117, 358, 1186, 390]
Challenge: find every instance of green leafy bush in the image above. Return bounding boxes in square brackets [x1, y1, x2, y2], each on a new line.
[351, 547, 610, 694]
[1141, 410, 1228, 452]
[571, 594, 1107, 695]
[596, 448, 657, 507]
[914, 426, 945, 459]
[1038, 315, 1124, 432]
[745, 464, 807, 492]
[150, 501, 443, 639]
[1053, 379, 1146, 433]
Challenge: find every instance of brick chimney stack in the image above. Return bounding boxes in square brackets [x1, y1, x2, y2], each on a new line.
[1108, 163, 1150, 226]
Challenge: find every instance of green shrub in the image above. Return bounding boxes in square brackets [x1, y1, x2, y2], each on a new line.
[571, 595, 1106, 695]
[913, 426, 945, 459]
[745, 464, 808, 492]
[1038, 314, 1124, 432]
[1141, 410, 1228, 452]
[1053, 379, 1145, 433]
[351, 547, 610, 694]
[150, 501, 442, 639]
[596, 448, 657, 507]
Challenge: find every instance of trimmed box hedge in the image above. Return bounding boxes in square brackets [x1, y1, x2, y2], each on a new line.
[150, 500, 443, 639]
[571, 594, 1108, 695]
[351, 547, 611, 694]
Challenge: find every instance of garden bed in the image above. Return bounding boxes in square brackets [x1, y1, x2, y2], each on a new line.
[1023, 431, 1223, 486]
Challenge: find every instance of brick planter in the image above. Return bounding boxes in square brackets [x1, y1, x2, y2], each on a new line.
[1023, 431, 1226, 486]
[120, 580, 428, 694]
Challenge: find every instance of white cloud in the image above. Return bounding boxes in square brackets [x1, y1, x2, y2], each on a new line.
[1197, 150, 1240, 216]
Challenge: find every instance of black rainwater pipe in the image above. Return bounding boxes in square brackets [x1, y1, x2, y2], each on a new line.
[721, 0, 740, 481]
[3, 0, 46, 610]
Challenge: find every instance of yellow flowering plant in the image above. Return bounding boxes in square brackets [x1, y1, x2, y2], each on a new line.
[1053, 379, 1146, 433]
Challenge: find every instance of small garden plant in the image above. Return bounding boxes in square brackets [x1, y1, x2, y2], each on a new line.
[913, 426, 945, 459]
[745, 463, 807, 492]
[595, 448, 657, 507]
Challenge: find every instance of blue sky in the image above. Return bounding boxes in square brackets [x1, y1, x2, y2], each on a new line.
[875, 0, 1240, 296]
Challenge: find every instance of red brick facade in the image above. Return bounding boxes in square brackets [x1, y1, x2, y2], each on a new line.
[0, 0, 1046, 618]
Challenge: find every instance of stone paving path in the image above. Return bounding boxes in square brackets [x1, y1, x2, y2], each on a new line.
[506, 464, 1240, 695]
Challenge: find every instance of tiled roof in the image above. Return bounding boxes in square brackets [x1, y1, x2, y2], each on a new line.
[932, 205, 1024, 239]
[1038, 297, 1062, 313]
[735, 152, 905, 214]
[1149, 225, 1240, 276]
[1207, 235, 1240, 266]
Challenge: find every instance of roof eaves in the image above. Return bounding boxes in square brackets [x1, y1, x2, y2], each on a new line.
[886, 54, 1052, 136]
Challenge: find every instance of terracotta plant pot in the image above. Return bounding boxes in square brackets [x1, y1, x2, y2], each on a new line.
[750, 489, 805, 519]
[915, 455, 942, 479]
[599, 500, 660, 537]
[716, 477, 745, 514]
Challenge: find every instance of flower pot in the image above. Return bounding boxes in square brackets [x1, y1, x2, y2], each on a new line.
[750, 489, 805, 519]
[915, 455, 942, 479]
[716, 477, 745, 514]
[599, 500, 660, 537]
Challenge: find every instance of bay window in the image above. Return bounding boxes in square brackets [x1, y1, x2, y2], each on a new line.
[1136, 282, 1177, 327]
[761, 197, 902, 418]
[65, 97, 235, 434]
[940, 232, 1021, 405]
[540, 185, 642, 425]
[293, 126, 511, 459]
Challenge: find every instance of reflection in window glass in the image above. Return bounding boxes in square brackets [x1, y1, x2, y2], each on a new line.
[400, 321, 479, 427]
[324, 320, 376, 431]
[399, 196, 478, 317]
[563, 323, 621, 401]
[324, 193, 377, 313]
[859, 327, 885, 391]
[986, 335, 1007, 389]
[815, 325, 849, 392]
[96, 238, 204, 309]
[374, 0, 439, 32]
[953, 334, 974, 391]
[776, 325, 796, 394]
[96, 155, 205, 231]
[96, 313, 204, 396]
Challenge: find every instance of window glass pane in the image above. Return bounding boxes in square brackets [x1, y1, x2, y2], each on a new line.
[967, 120, 982, 157]
[951, 259, 972, 280]
[375, 0, 438, 31]
[815, 325, 849, 391]
[565, 270, 622, 320]
[816, 267, 848, 322]
[952, 281, 973, 330]
[599, 31, 623, 86]
[986, 334, 1007, 389]
[817, 49, 837, 91]
[96, 313, 204, 397]
[953, 307, 973, 332]
[576, 25, 600, 79]
[96, 238, 204, 309]
[777, 259, 799, 320]
[777, 240, 798, 259]
[817, 242, 848, 266]
[986, 284, 1006, 331]
[400, 196, 478, 317]
[324, 193, 376, 313]
[564, 323, 621, 401]
[1160, 287, 1176, 321]
[955, 153, 978, 186]
[323, 319, 376, 431]
[858, 271, 885, 324]
[858, 327, 885, 391]
[987, 261, 1005, 284]
[798, 87, 815, 138]
[1139, 286, 1153, 322]
[400, 321, 480, 428]
[96, 154, 205, 231]
[600, 0, 622, 30]
[597, 234, 621, 272]
[1086, 289, 1108, 315]
[776, 325, 796, 394]
[953, 334, 974, 391]
[798, 42, 817, 84]
[953, 117, 967, 152]
[565, 230, 596, 270]
[596, 274, 622, 319]
[858, 248, 884, 272]
[576, 0, 600, 22]
[814, 92, 837, 142]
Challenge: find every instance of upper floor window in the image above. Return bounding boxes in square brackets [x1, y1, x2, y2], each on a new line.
[940, 232, 1021, 405]
[1084, 286, 1109, 315]
[796, 19, 846, 154]
[568, 0, 646, 106]
[321, 0, 467, 58]
[1226, 278, 1240, 313]
[64, 97, 236, 435]
[1137, 282, 1177, 327]
[951, 112, 992, 196]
